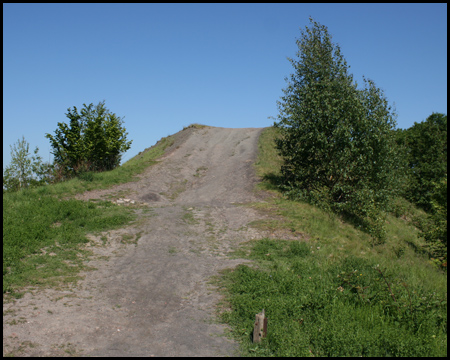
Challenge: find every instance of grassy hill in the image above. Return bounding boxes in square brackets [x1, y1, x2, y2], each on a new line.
[215, 126, 447, 357]
[3, 125, 447, 356]
[3, 131, 178, 297]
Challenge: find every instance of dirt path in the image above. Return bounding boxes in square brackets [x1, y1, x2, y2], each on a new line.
[3, 126, 272, 357]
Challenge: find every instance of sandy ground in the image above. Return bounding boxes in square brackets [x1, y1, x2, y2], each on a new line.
[3, 126, 277, 357]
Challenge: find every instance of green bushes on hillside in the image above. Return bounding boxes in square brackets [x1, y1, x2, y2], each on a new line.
[394, 113, 447, 266]
[218, 126, 447, 357]
[395, 113, 447, 213]
[220, 239, 447, 357]
[45, 100, 132, 180]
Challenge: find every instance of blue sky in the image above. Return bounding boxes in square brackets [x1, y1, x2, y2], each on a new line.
[3, 3, 447, 168]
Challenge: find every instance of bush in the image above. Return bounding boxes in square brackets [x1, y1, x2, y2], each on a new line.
[45, 100, 132, 178]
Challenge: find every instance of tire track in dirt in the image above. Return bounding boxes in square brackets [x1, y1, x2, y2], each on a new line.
[3, 126, 271, 357]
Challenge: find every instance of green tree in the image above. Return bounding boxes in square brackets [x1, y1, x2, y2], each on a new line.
[274, 18, 401, 241]
[3, 136, 52, 192]
[45, 101, 132, 178]
[422, 174, 447, 266]
[397, 112, 447, 212]
[395, 113, 447, 267]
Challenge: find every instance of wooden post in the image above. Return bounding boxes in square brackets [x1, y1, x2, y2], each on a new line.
[253, 309, 267, 343]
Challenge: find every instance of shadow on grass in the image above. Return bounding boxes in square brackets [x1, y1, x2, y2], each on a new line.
[261, 172, 285, 191]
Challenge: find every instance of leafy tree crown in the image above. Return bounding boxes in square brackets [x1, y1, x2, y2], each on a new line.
[45, 100, 132, 178]
[274, 17, 400, 241]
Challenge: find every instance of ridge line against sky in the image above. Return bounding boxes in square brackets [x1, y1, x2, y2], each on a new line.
[3, 3, 447, 167]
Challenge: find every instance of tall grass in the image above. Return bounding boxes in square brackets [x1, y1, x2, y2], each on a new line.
[217, 127, 447, 357]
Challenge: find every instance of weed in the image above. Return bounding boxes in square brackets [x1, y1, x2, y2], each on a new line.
[120, 234, 133, 244]
[161, 179, 188, 200]
[194, 166, 208, 177]
[182, 123, 208, 130]
[181, 208, 198, 225]
[4, 340, 39, 357]
[168, 246, 177, 255]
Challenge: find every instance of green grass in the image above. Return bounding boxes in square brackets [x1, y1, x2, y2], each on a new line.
[182, 123, 208, 130]
[219, 243, 446, 356]
[3, 189, 134, 297]
[217, 127, 447, 357]
[29, 133, 176, 199]
[3, 130, 179, 298]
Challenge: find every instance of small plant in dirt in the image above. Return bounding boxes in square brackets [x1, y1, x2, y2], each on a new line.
[194, 166, 208, 177]
[168, 246, 177, 255]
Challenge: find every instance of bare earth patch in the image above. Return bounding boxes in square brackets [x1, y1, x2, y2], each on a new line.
[3, 126, 282, 357]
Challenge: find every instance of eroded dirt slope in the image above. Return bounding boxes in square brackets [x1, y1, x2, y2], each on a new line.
[3, 126, 273, 357]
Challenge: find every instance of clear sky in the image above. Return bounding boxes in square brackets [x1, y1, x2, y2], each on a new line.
[3, 3, 447, 168]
